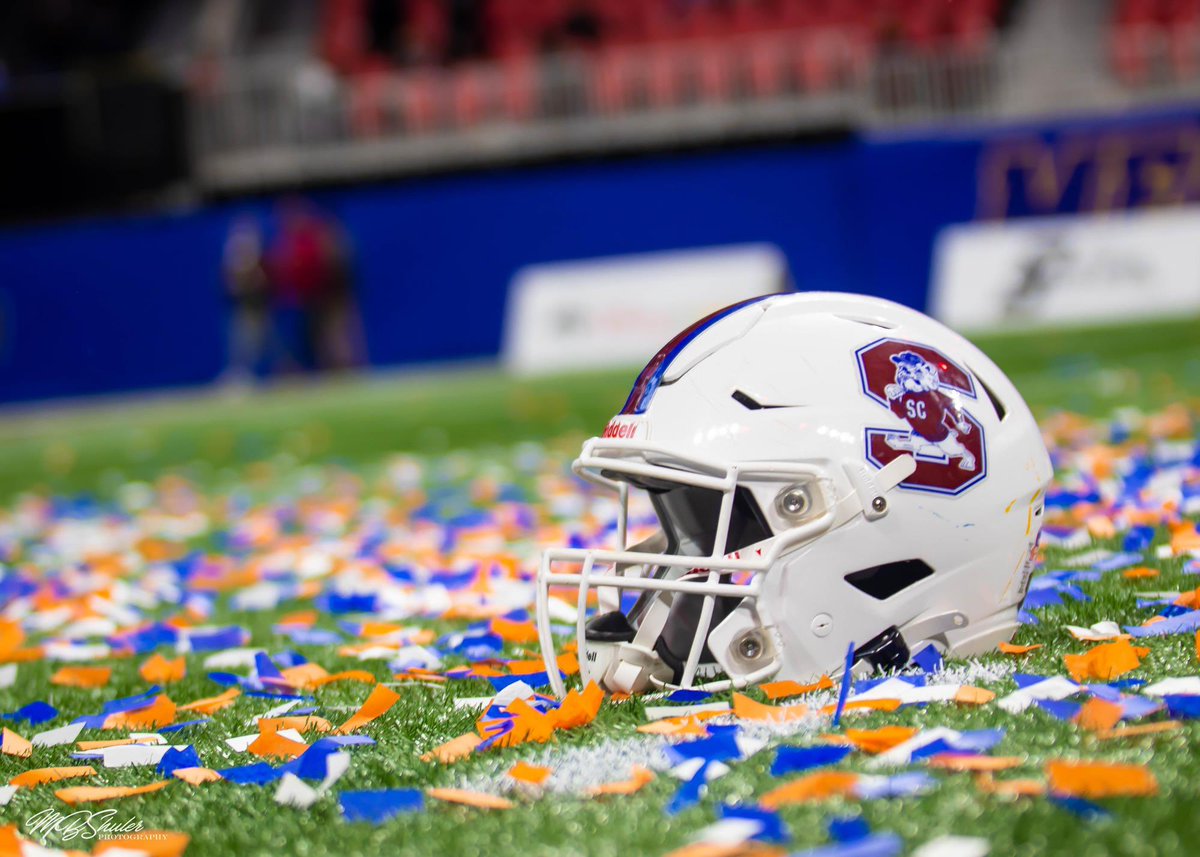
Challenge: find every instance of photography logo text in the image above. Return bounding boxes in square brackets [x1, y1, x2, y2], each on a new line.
[25, 808, 145, 842]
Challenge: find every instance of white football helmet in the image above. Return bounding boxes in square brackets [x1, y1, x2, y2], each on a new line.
[535, 292, 1051, 697]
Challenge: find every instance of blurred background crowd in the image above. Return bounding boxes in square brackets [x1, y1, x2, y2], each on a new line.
[0, 0, 1197, 400]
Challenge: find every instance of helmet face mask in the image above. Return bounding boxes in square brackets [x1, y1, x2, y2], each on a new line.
[536, 292, 1051, 698]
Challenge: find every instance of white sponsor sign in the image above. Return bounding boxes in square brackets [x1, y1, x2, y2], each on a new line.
[930, 207, 1200, 330]
[502, 244, 789, 375]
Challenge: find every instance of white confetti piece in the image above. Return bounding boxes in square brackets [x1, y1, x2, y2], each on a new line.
[643, 702, 731, 721]
[690, 818, 763, 846]
[1142, 677, 1200, 697]
[251, 699, 301, 723]
[275, 773, 319, 809]
[913, 835, 990, 857]
[996, 676, 1079, 714]
[100, 744, 177, 768]
[31, 721, 85, 748]
[44, 641, 110, 662]
[203, 648, 265, 670]
[0, 664, 16, 690]
[870, 727, 963, 767]
[0, 785, 16, 806]
[1066, 620, 1125, 641]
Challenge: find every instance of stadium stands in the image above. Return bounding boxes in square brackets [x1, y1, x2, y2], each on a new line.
[1112, 0, 1200, 84]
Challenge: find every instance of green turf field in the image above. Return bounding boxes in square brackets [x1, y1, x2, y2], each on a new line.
[1, 315, 1199, 857]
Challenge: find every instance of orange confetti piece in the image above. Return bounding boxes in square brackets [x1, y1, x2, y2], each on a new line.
[139, 654, 186, 684]
[636, 716, 714, 738]
[1122, 567, 1160, 580]
[732, 693, 808, 723]
[104, 695, 176, 730]
[490, 617, 539, 644]
[1074, 698, 1124, 732]
[78, 738, 157, 751]
[178, 687, 239, 715]
[508, 761, 551, 785]
[974, 773, 1045, 797]
[507, 659, 552, 676]
[1063, 639, 1149, 682]
[1096, 721, 1183, 741]
[50, 665, 112, 689]
[94, 831, 189, 857]
[587, 766, 656, 796]
[0, 621, 23, 658]
[334, 684, 401, 734]
[665, 844, 787, 857]
[9, 766, 96, 788]
[171, 767, 222, 785]
[760, 675, 834, 700]
[277, 610, 317, 628]
[309, 670, 378, 689]
[1045, 760, 1158, 797]
[421, 732, 482, 764]
[1, 728, 31, 758]
[840, 726, 918, 754]
[557, 652, 580, 676]
[247, 731, 308, 760]
[279, 662, 330, 689]
[926, 754, 1023, 772]
[760, 772, 860, 808]
[56, 780, 171, 805]
[427, 788, 514, 810]
[954, 686, 996, 705]
[997, 642, 1042, 655]
[818, 698, 902, 717]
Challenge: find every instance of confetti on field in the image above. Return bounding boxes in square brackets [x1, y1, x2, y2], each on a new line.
[0, 403, 1198, 855]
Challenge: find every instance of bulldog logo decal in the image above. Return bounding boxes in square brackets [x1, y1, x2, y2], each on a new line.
[856, 338, 987, 495]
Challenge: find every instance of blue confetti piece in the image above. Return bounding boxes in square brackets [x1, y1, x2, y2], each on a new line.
[667, 689, 712, 703]
[1123, 526, 1155, 553]
[911, 645, 942, 674]
[908, 739, 960, 761]
[284, 738, 344, 780]
[771, 745, 851, 776]
[340, 789, 424, 823]
[1036, 699, 1081, 721]
[665, 729, 743, 766]
[1050, 795, 1111, 821]
[157, 745, 202, 778]
[1091, 552, 1144, 572]
[1125, 610, 1200, 637]
[217, 763, 282, 785]
[324, 735, 376, 748]
[245, 690, 310, 701]
[277, 628, 343, 646]
[832, 642, 855, 727]
[1017, 610, 1039, 626]
[254, 652, 284, 680]
[792, 832, 904, 857]
[101, 687, 161, 716]
[206, 672, 242, 687]
[489, 673, 556, 692]
[1117, 696, 1162, 720]
[1162, 695, 1200, 719]
[187, 626, 250, 652]
[666, 761, 710, 816]
[320, 593, 378, 615]
[720, 805, 789, 843]
[949, 729, 1005, 753]
[1013, 673, 1050, 689]
[2, 701, 57, 727]
[828, 816, 870, 843]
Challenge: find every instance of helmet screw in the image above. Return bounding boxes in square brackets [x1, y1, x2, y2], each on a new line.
[737, 633, 763, 660]
[871, 496, 887, 513]
[777, 486, 811, 518]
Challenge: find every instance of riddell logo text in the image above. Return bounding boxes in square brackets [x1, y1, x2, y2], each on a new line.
[602, 421, 642, 439]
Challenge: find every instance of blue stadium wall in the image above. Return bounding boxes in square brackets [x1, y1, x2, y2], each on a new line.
[0, 105, 1196, 403]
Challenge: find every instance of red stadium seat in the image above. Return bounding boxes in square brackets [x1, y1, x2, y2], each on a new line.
[1112, 23, 1154, 85]
[397, 70, 443, 133]
[501, 58, 538, 120]
[450, 65, 493, 128]
[591, 48, 636, 113]
[349, 67, 391, 137]
[695, 41, 736, 103]
[747, 34, 790, 98]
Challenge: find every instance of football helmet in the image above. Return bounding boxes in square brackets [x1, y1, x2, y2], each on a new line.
[535, 292, 1051, 696]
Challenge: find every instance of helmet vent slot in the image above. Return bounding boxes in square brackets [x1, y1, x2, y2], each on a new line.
[835, 313, 898, 329]
[970, 368, 1008, 422]
[844, 560, 934, 600]
[731, 390, 791, 410]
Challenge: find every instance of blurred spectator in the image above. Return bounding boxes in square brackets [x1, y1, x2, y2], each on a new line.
[266, 198, 362, 374]
[221, 214, 271, 384]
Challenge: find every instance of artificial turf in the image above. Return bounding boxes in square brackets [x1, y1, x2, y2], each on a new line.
[0, 314, 1199, 856]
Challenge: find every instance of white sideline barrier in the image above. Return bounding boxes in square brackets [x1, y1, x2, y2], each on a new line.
[930, 206, 1200, 331]
[501, 244, 790, 376]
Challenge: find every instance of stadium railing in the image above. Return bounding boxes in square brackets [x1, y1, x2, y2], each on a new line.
[189, 34, 1005, 191]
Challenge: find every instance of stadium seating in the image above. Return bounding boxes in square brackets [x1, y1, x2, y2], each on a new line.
[326, 0, 1010, 137]
[1112, 0, 1200, 84]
